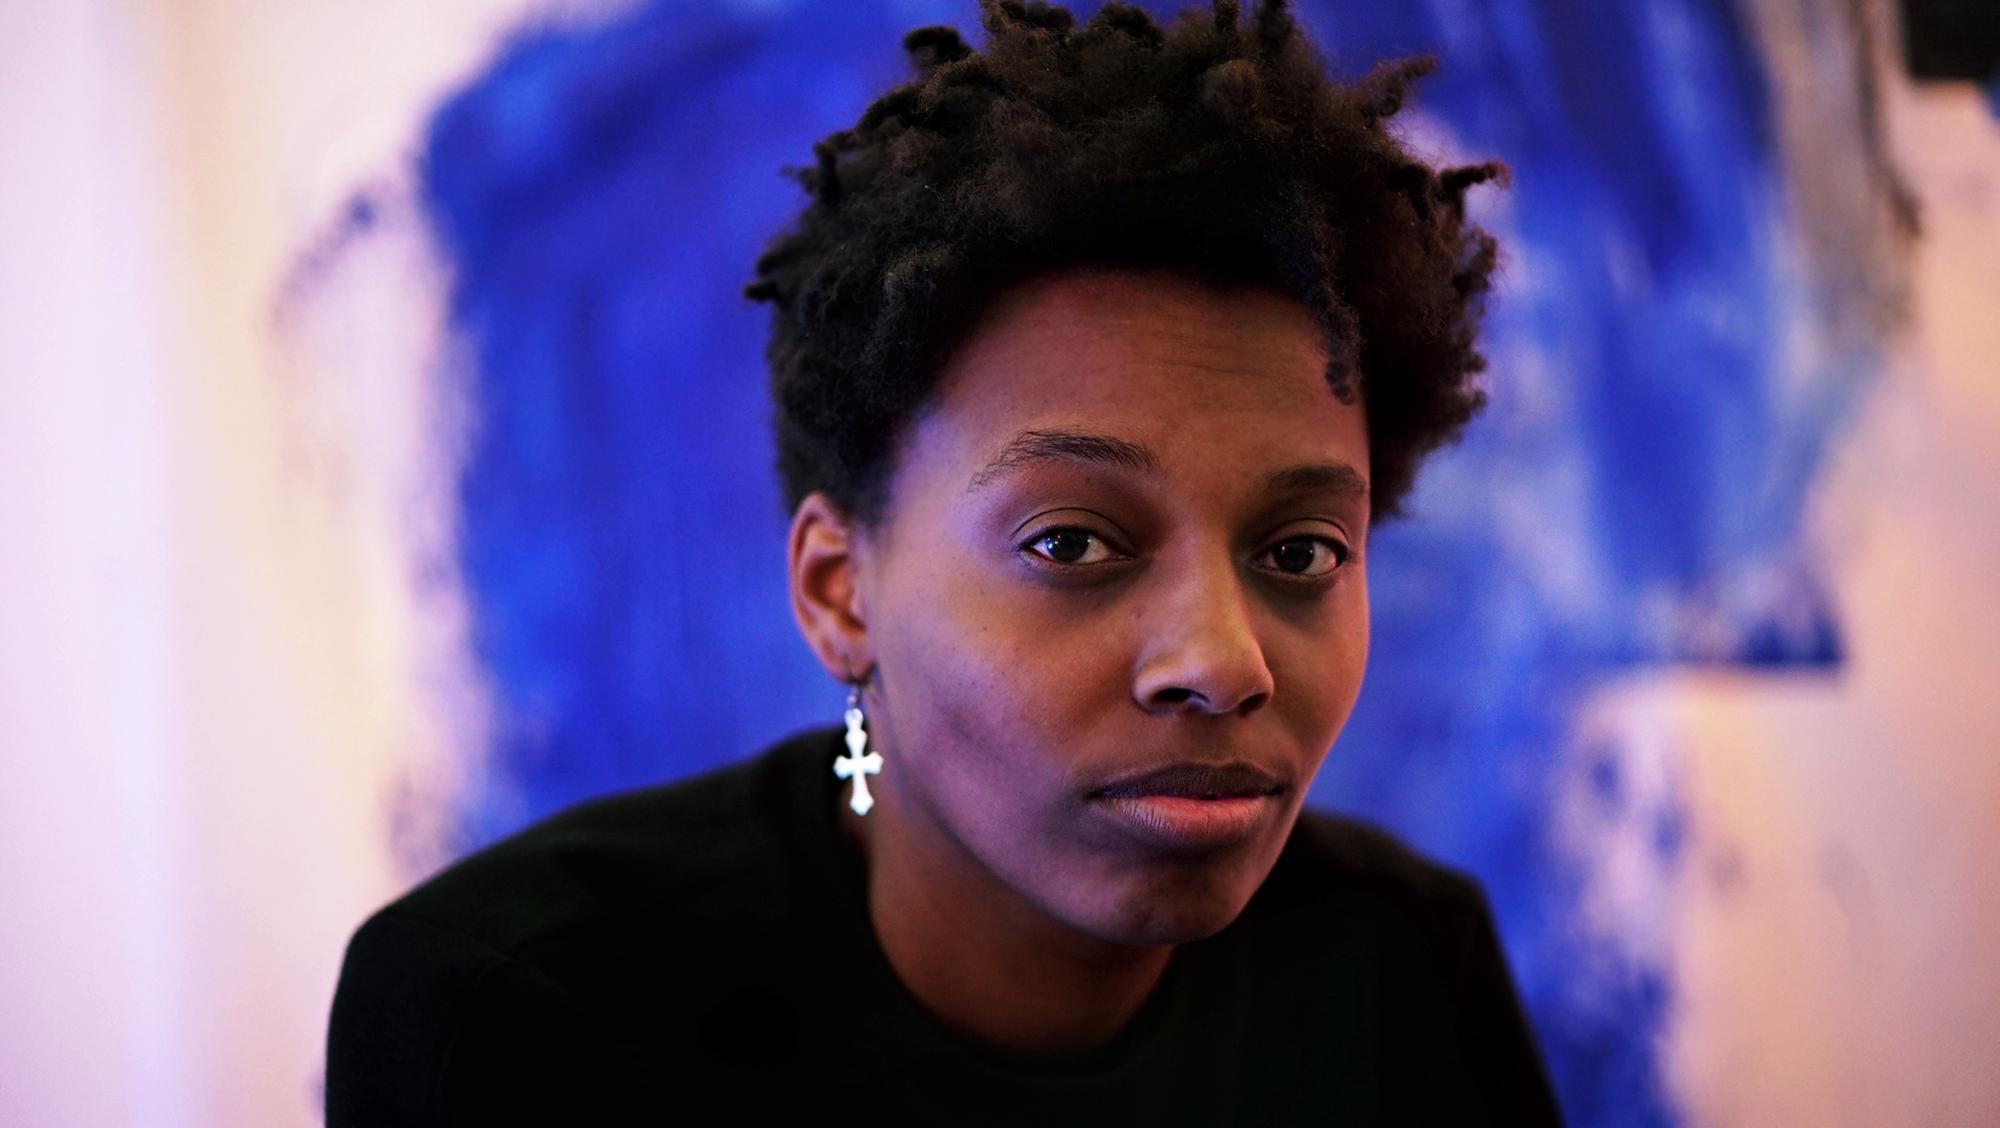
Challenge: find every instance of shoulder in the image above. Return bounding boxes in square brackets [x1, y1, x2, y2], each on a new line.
[325, 726, 841, 1121]
[1244, 810, 1564, 1125]
[362, 724, 831, 958]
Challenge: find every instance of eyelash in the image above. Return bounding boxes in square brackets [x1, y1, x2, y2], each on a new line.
[1016, 526, 1350, 583]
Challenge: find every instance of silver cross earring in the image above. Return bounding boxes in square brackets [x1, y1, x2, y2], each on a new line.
[833, 682, 883, 816]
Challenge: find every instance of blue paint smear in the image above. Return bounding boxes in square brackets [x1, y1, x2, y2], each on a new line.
[413, 2, 1868, 1123]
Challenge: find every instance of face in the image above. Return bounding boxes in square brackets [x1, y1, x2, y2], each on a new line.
[838, 266, 1371, 947]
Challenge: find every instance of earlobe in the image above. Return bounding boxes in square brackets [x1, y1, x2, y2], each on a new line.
[787, 492, 873, 682]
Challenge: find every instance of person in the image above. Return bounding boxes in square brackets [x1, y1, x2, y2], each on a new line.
[325, 0, 1563, 1122]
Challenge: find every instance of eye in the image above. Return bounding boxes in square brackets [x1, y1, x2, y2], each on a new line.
[1258, 535, 1347, 578]
[1020, 527, 1121, 567]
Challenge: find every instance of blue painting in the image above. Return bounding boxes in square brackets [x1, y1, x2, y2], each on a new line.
[395, 1, 1871, 1122]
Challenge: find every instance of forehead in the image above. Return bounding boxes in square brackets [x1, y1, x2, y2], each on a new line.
[894, 266, 1366, 497]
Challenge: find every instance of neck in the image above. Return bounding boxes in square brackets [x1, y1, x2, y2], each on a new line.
[843, 794, 1173, 1056]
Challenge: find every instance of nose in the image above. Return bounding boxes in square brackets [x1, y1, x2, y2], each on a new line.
[1131, 563, 1276, 717]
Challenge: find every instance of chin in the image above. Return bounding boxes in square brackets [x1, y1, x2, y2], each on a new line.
[1075, 869, 1262, 947]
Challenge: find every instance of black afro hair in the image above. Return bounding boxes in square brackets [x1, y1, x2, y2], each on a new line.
[745, 0, 1504, 527]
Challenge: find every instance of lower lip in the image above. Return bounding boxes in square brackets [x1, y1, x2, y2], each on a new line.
[1090, 793, 1279, 852]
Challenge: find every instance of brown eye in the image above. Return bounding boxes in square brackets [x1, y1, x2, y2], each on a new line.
[1262, 536, 1345, 577]
[1023, 528, 1115, 566]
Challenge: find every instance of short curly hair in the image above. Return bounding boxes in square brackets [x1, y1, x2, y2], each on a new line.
[745, 0, 1502, 527]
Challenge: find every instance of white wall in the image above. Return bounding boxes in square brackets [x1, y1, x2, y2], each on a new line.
[1650, 78, 2000, 1127]
[0, 2, 533, 1124]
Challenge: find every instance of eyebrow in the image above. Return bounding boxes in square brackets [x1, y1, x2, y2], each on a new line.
[966, 427, 1369, 499]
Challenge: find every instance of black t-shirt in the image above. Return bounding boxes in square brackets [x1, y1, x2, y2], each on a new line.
[326, 725, 1563, 1125]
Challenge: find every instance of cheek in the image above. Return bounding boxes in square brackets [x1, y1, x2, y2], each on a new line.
[1317, 582, 1371, 736]
[876, 562, 1049, 775]
[876, 564, 1127, 825]
[1272, 578, 1370, 752]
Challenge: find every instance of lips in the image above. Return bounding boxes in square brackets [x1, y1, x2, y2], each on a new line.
[1090, 761, 1286, 801]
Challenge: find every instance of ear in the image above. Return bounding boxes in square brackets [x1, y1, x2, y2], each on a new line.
[787, 491, 874, 683]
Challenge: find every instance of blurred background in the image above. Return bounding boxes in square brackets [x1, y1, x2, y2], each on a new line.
[3, 0, 1996, 1124]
